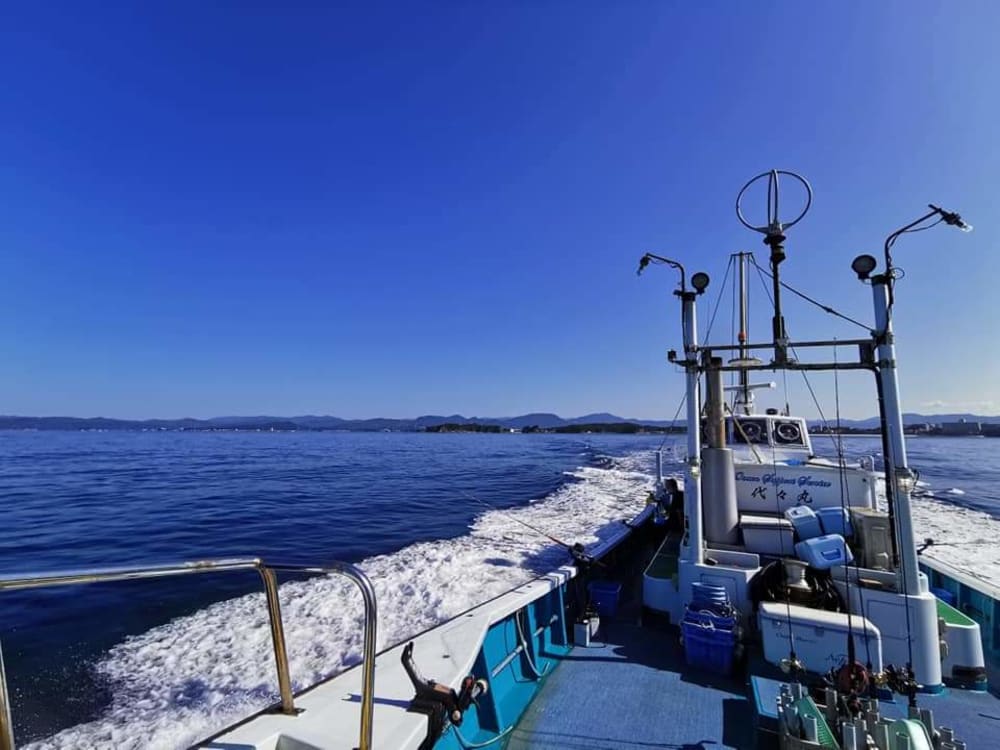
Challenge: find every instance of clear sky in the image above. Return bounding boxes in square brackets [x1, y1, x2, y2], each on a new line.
[2, 2, 997, 420]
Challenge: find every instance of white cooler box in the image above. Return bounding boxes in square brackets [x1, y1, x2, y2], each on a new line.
[741, 514, 794, 556]
[759, 601, 882, 673]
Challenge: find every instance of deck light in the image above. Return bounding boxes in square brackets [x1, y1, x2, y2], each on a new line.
[691, 272, 710, 295]
[851, 254, 878, 280]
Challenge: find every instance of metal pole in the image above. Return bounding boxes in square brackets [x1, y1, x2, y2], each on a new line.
[738, 252, 751, 413]
[871, 277, 920, 594]
[328, 563, 377, 750]
[681, 290, 704, 564]
[258, 566, 296, 715]
[272, 562, 378, 750]
[0, 641, 13, 750]
[706, 357, 726, 448]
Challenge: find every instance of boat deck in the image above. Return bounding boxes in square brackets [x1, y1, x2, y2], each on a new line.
[508, 616, 1000, 749]
[507, 619, 753, 749]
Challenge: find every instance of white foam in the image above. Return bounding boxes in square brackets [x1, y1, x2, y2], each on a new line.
[27, 457, 654, 750]
[911, 493, 1000, 585]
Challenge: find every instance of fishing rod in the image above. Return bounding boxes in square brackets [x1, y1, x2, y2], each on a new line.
[457, 489, 601, 567]
[916, 537, 995, 555]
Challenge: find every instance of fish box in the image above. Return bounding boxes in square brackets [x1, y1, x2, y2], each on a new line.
[740, 514, 794, 556]
[759, 601, 882, 673]
[795, 533, 853, 570]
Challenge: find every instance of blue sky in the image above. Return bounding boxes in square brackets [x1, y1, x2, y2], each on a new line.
[1, 2, 997, 420]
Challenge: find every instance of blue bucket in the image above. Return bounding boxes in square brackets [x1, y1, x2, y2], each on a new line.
[588, 581, 623, 618]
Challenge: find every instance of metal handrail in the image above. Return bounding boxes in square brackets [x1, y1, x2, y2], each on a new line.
[0, 557, 377, 750]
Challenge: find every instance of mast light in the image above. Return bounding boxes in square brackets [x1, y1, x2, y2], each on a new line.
[851, 254, 878, 280]
[691, 272, 710, 295]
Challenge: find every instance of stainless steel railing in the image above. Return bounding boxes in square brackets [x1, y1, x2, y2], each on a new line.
[0, 558, 377, 750]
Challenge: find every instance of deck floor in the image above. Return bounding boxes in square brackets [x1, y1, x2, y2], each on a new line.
[507, 620, 753, 750]
[507, 617, 1000, 749]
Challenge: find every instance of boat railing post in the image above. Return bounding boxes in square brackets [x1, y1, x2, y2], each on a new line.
[0, 640, 14, 750]
[258, 564, 296, 715]
[0, 558, 378, 750]
[334, 562, 378, 750]
[271, 561, 377, 750]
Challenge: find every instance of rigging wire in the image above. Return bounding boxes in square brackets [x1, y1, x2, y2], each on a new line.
[658, 392, 688, 451]
[749, 255, 872, 331]
[750, 260, 840, 453]
[703, 254, 734, 342]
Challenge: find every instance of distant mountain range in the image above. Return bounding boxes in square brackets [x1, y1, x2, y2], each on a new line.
[1, 412, 998, 432]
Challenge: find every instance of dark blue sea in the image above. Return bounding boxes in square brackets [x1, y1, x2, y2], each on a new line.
[0, 431, 998, 749]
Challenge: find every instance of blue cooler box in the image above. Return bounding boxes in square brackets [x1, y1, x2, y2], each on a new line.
[816, 507, 853, 537]
[795, 533, 853, 569]
[785, 505, 823, 541]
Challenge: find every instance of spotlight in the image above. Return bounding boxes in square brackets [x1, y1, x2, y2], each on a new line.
[691, 272, 710, 295]
[851, 254, 878, 280]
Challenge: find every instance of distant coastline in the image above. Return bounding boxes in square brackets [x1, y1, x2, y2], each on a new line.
[1, 412, 999, 435]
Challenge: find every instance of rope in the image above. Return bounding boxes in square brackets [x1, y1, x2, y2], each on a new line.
[452, 723, 515, 749]
[514, 609, 549, 679]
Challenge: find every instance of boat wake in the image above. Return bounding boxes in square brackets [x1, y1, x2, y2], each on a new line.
[26, 454, 655, 750]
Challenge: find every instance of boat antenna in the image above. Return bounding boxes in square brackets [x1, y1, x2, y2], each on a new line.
[736, 169, 812, 366]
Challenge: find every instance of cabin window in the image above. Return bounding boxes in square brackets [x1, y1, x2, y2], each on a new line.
[732, 418, 768, 444]
[773, 419, 806, 446]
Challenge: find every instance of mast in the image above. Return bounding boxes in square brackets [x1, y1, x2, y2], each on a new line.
[737, 251, 751, 414]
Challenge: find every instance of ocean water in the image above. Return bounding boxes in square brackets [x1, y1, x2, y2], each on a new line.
[0, 431, 998, 749]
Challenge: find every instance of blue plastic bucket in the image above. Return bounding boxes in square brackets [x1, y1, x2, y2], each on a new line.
[588, 581, 623, 618]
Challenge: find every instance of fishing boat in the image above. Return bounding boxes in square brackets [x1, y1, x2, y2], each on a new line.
[0, 171, 992, 750]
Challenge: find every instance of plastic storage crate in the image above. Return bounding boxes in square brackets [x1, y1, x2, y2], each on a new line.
[682, 619, 737, 675]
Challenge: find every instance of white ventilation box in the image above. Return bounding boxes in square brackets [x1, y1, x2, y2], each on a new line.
[850, 508, 893, 570]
